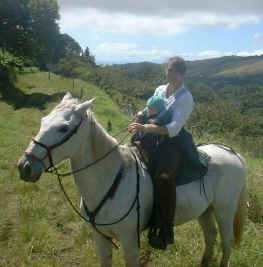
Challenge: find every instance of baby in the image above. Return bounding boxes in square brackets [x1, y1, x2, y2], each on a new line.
[136, 95, 170, 126]
[131, 95, 171, 162]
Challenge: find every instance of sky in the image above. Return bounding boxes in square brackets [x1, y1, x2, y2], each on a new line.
[57, 0, 263, 64]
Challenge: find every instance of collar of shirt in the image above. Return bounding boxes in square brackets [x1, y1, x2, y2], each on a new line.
[166, 83, 185, 97]
[165, 83, 185, 104]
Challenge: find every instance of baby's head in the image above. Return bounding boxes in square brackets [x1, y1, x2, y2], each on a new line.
[147, 95, 166, 116]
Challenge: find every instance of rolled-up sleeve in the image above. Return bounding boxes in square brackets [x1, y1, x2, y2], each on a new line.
[166, 92, 193, 137]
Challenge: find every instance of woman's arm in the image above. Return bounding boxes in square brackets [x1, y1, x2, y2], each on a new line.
[166, 91, 193, 137]
[128, 123, 169, 135]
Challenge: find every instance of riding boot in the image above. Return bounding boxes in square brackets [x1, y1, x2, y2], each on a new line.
[157, 172, 176, 243]
[148, 171, 176, 250]
[163, 223, 174, 244]
[147, 138, 180, 250]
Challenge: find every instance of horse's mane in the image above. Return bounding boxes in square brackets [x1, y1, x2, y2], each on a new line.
[86, 110, 134, 166]
[54, 98, 80, 112]
[86, 110, 118, 145]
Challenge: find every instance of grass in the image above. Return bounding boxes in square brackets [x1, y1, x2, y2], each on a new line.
[0, 71, 263, 266]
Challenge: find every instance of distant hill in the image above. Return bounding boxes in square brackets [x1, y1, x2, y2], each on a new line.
[216, 59, 263, 76]
[111, 61, 164, 82]
[186, 55, 263, 78]
[110, 55, 263, 80]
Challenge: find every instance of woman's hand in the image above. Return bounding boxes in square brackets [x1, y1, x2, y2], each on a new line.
[148, 118, 158, 124]
[128, 122, 157, 133]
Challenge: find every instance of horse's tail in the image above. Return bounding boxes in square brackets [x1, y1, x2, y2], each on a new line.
[233, 178, 247, 248]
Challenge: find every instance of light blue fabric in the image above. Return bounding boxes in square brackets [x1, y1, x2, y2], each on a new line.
[146, 95, 167, 112]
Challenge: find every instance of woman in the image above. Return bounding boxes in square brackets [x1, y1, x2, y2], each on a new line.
[129, 56, 206, 250]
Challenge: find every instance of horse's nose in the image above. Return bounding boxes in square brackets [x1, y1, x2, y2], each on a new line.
[18, 156, 32, 180]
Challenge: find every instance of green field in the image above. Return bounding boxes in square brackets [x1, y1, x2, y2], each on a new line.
[0, 72, 262, 266]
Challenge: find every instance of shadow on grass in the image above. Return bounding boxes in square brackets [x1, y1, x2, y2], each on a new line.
[0, 83, 64, 110]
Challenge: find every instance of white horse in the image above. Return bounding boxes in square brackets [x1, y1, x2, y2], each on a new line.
[18, 93, 247, 267]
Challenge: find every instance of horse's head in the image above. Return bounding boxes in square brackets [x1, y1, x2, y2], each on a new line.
[17, 92, 95, 182]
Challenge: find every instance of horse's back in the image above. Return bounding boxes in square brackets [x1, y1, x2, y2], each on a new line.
[198, 144, 246, 177]
[198, 144, 246, 208]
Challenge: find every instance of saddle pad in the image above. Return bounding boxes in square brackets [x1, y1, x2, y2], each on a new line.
[130, 145, 211, 187]
[176, 150, 211, 187]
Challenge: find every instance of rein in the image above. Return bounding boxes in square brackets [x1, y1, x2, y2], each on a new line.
[49, 131, 130, 177]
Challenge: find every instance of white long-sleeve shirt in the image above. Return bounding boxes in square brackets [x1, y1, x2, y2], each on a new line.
[154, 84, 193, 137]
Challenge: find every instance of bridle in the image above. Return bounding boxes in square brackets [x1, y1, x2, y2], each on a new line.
[25, 119, 83, 172]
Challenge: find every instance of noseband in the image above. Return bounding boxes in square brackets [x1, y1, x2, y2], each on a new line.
[25, 119, 83, 171]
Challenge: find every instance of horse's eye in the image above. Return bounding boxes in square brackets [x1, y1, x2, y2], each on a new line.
[58, 125, 69, 133]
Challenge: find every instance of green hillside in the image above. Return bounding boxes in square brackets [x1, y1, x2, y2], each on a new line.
[0, 71, 129, 128]
[111, 55, 263, 80]
[216, 59, 263, 76]
[0, 71, 263, 266]
[186, 55, 263, 78]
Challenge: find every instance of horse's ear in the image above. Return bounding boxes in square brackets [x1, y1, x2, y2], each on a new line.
[75, 98, 96, 113]
[62, 92, 73, 102]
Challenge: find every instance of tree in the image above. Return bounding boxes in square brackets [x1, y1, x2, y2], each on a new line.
[27, 0, 60, 68]
[0, 0, 33, 57]
[82, 46, 96, 67]
[53, 34, 82, 64]
[0, 0, 60, 68]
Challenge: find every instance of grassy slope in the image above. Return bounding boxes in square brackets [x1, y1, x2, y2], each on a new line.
[0, 71, 263, 266]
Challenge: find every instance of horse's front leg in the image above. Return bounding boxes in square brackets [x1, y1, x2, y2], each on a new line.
[119, 228, 140, 267]
[93, 230, 113, 267]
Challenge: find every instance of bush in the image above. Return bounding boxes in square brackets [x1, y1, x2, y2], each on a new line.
[0, 52, 23, 87]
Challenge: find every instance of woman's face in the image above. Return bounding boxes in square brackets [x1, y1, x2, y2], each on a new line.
[165, 62, 183, 86]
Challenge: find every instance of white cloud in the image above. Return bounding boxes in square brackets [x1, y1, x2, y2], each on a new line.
[253, 32, 263, 40]
[95, 42, 175, 63]
[59, 8, 260, 36]
[197, 50, 223, 58]
[56, 1, 263, 63]
[236, 50, 263, 57]
[57, 0, 263, 16]
[191, 50, 263, 59]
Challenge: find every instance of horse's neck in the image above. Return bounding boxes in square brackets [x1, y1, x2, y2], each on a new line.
[71, 117, 122, 211]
